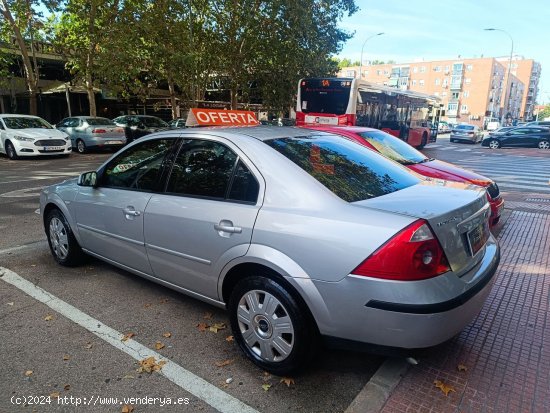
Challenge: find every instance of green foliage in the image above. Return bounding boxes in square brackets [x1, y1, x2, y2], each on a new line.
[537, 106, 550, 121]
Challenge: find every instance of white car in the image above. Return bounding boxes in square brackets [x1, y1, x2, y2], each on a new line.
[0, 114, 72, 159]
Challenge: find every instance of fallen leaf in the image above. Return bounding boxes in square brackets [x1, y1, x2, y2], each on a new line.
[209, 323, 226, 333]
[203, 312, 213, 319]
[121, 332, 135, 342]
[64, 384, 70, 391]
[24, 370, 33, 377]
[280, 377, 295, 387]
[215, 359, 234, 367]
[7, 302, 14, 306]
[262, 384, 271, 392]
[225, 335, 234, 342]
[121, 405, 134, 413]
[155, 341, 165, 350]
[137, 356, 167, 373]
[159, 298, 169, 304]
[122, 374, 134, 379]
[31, 264, 36, 267]
[162, 332, 172, 338]
[457, 364, 468, 372]
[44, 315, 54, 321]
[50, 392, 60, 399]
[143, 303, 152, 308]
[84, 342, 93, 349]
[63, 354, 70, 361]
[197, 322, 209, 332]
[434, 380, 456, 396]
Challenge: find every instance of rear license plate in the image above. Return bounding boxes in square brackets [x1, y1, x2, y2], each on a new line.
[106, 140, 123, 145]
[467, 223, 489, 255]
[43, 146, 64, 151]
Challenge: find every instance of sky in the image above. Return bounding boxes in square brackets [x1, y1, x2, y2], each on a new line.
[336, 0, 550, 104]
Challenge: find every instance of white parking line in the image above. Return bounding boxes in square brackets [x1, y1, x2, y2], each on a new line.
[455, 148, 472, 152]
[0, 267, 260, 413]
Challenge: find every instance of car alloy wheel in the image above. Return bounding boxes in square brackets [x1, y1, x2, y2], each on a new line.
[46, 209, 85, 266]
[488, 139, 500, 149]
[538, 140, 550, 149]
[228, 276, 316, 375]
[77, 139, 87, 154]
[6, 141, 18, 160]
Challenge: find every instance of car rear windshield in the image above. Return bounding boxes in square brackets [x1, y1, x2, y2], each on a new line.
[265, 135, 420, 202]
[86, 118, 116, 126]
[4, 117, 53, 129]
[358, 130, 427, 165]
[142, 117, 168, 128]
[455, 125, 474, 130]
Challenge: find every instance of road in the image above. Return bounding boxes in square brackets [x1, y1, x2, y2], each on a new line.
[0, 136, 549, 412]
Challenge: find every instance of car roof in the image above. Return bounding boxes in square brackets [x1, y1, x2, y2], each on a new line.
[148, 125, 325, 142]
[0, 114, 42, 119]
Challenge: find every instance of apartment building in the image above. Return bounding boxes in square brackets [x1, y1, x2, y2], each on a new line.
[338, 56, 540, 127]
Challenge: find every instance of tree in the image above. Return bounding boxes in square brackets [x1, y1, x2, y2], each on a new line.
[50, 0, 120, 116]
[537, 105, 550, 121]
[0, 0, 49, 115]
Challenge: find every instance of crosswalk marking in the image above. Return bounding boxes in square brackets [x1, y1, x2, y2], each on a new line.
[453, 156, 550, 194]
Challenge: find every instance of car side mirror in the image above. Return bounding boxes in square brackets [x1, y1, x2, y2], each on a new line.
[78, 171, 98, 188]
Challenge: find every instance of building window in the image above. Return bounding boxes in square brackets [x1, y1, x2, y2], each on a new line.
[420, 66, 426, 73]
[451, 92, 459, 99]
[448, 102, 458, 111]
[466, 64, 473, 71]
[461, 104, 468, 112]
[444, 65, 450, 72]
[413, 67, 418, 73]
[346, 70, 355, 77]
[376, 70, 382, 75]
[412, 80, 417, 86]
[383, 70, 389, 75]
[434, 92, 439, 96]
[435, 78, 440, 85]
[434, 66, 441, 72]
[465, 78, 471, 84]
[443, 78, 449, 86]
[419, 80, 425, 86]
[463, 90, 469, 98]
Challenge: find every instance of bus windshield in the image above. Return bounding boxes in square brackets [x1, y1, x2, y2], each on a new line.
[299, 79, 351, 115]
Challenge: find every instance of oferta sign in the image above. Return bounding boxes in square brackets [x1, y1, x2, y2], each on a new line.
[186, 108, 259, 127]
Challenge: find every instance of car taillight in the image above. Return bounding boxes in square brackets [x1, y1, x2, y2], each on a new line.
[92, 129, 107, 133]
[352, 219, 450, 281]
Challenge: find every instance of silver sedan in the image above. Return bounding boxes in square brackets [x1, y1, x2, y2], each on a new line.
[40, 126, 500, 374]
[56, 116, 126, 153]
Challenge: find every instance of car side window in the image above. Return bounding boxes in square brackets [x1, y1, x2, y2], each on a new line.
[101, 139, 175, 191]
[0, 120, 4, 130]
[510, 128, 528, 135]
[228, 160, 259, 203]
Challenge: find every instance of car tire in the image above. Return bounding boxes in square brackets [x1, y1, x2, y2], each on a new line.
[5, 141, 19, 160]
[76, 139, 87, 154]
[45, 208, 86, 266]
[488, 139, 501, 149]
[228, 274, 317, 375]
[417, 133, 428, 149]
[538, 140, 550, 150]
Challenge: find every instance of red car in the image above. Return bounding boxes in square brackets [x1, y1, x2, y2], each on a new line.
[303, 126, 504, 227]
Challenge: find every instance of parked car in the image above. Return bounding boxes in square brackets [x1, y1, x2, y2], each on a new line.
[302, 125, 504, 226]
[524, 120, 550, 128]
[40, 126, 500, 374]
[450, 124, 483, 143]
[168, 118, 187, 128]
[56, 116, 126, 154]
[437, 121, 451, 134]
[486, 121, 501, 132]
[0, 114, 72, 160]
[489, 126, 515, 135]
[482, 126, 550, 149]
[112, 115, 169, 143]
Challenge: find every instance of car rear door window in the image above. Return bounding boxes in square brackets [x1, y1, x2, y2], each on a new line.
[101, 138, 175, 191]
[265, 135, 420, 202]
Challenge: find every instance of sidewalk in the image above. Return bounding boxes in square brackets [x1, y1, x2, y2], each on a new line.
[380, 193, 550, 413]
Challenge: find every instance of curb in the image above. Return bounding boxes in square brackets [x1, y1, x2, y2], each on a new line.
[344, 358, 410, 413]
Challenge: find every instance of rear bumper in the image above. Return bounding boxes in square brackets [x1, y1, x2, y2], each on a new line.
[308, 236, 500, 349]
[451, 133, 478, 142]
[489, 196, 505, 226]
[74, 136, 127, 148]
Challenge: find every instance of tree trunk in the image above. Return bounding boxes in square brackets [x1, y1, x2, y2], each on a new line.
[86, 1, 97, 116]
[168, 78, 178, 119]
[230, 87, 238, 110]
[86, 71, 97, 117]
[1, 0, 39, 115]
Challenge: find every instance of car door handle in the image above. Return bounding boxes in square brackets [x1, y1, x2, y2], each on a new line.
[214, 222, 242, 234]
[123, 207, 141, 217]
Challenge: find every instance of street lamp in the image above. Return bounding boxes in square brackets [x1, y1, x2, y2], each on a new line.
[484, 28, 514, 125]
[359, 32, 384, 79]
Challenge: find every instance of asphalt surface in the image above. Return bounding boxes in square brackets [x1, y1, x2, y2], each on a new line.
[1, 135, 548, 413]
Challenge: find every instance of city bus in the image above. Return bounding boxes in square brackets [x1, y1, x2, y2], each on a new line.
[295, 77, 441, 148]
